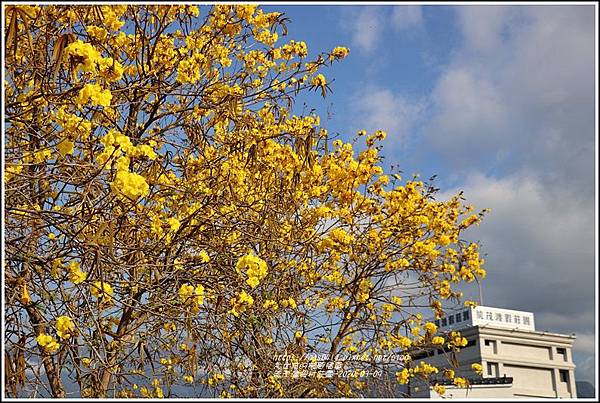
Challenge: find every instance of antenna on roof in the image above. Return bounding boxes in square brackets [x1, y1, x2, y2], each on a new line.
[475, 277, 484, 306]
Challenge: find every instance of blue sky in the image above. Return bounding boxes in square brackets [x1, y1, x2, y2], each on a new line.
[263, 4, 597, 385]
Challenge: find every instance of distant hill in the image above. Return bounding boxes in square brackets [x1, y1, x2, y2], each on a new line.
[576, 381, 595, 398]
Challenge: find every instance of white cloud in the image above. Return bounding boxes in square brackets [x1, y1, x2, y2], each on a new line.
[440, 172, 595, 340]
[342, 4, 596, 387]
[350, 87, 425, 145]
[341, 6, 424, 53]
[575, 355, 596, 386]
[457, 6, 514, 53]
[391, 6, 423, 31]
[573, 333, 597, 355]
[342, 7, 384, 53]
[430, 67, 509, 161]
[426, 9, 596, 371]
[339, 4, 595, 385]
[426, 6, 595, 196]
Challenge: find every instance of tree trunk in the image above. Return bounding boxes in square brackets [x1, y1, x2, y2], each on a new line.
[25, 305, 65, 397]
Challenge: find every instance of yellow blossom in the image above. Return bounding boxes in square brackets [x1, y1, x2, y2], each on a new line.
[199, 250, 210, 263]
[263, 299, 279, 310]
[396, 368, 410, 384]
[76, 83, 112, 108]
[36, 333, 60, 353]
[395, 335, 412, 349]
[230, 290, 254, 317]
[330, 46, 350, 60]
[64, 40, 102, 73]
[110, 170, 149, 201]
[432, 336, 445, 345]
[90, 281, 113, 303]
[167, 217, 181, 232]
[471, 363, 483, 375]
[20, 283, 31, 304]
[424, 322, 438, 334]
[56, 316, 75, 339]
[57, 139, 74, 156]
[236, 253, 268, 288]
[453, 377, 468, 388]
[311, 74, 327, 87]
[179, 284, 194, 303]
[67, 261, 87, 284]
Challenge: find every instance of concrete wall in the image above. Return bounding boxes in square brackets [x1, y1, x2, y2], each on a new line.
[479, 327, 577, 398]
[410, 325, 577, 398]
[423, 385, 515, 399]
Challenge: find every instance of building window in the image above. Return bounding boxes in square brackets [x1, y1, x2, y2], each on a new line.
[463, 310, 470, 321]
[487, 362, 499, 377]
[449, 316, 454, 325]
[505, 314, 512, 323]
[456, 313, 462, 323]
[484, 339, 497, 353]
[559, 370, 569, 383]
[486, 312, 493, 320]
[514, 315, 521, 324]
[557, 347, 567, 361]
[523, 316, 531, 326]
[441, 318, 447, 326]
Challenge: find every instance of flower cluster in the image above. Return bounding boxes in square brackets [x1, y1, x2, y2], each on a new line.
[110, 170, 150, 201]
[235, 253, 268, 288]
[330, 46, 350, 60]
[36, 333, 60, 353]
[65, 39, 123, 82]
[229, 290, 254, 317]
[90, 281, 113, 304]
[76, 83, 112, 108]
[178, 283, 205, 313]
[67, 261, 87, 284]
[56, 316, 75, 339]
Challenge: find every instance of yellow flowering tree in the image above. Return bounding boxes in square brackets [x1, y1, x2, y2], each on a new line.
[4, 4, 487, 398]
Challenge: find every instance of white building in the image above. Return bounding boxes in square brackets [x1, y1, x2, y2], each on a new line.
[410, 305, 577, 398]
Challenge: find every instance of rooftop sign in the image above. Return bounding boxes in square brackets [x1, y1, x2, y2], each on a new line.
[433, 305, 536, 332]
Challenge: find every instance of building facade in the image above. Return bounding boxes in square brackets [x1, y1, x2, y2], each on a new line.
[410, 305, 577, 398]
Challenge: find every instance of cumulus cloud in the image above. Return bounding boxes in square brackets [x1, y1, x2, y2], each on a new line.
[349, 87, 425, 145]
[426, 6, 596, 384]
[341, 6, 423, 53]
[342, 4, 596, 385]
[573, 333, 597, 355]
[391, 6, 423, 31]
[440, 172, 595, 382]
[457, 6, 515, 53]
[442, 173, 594, 319]
[427, 6, 595, 197]
[575, 355, 596, 385]
[429, 67, 510, 170]
[340, 6, 384, 53]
